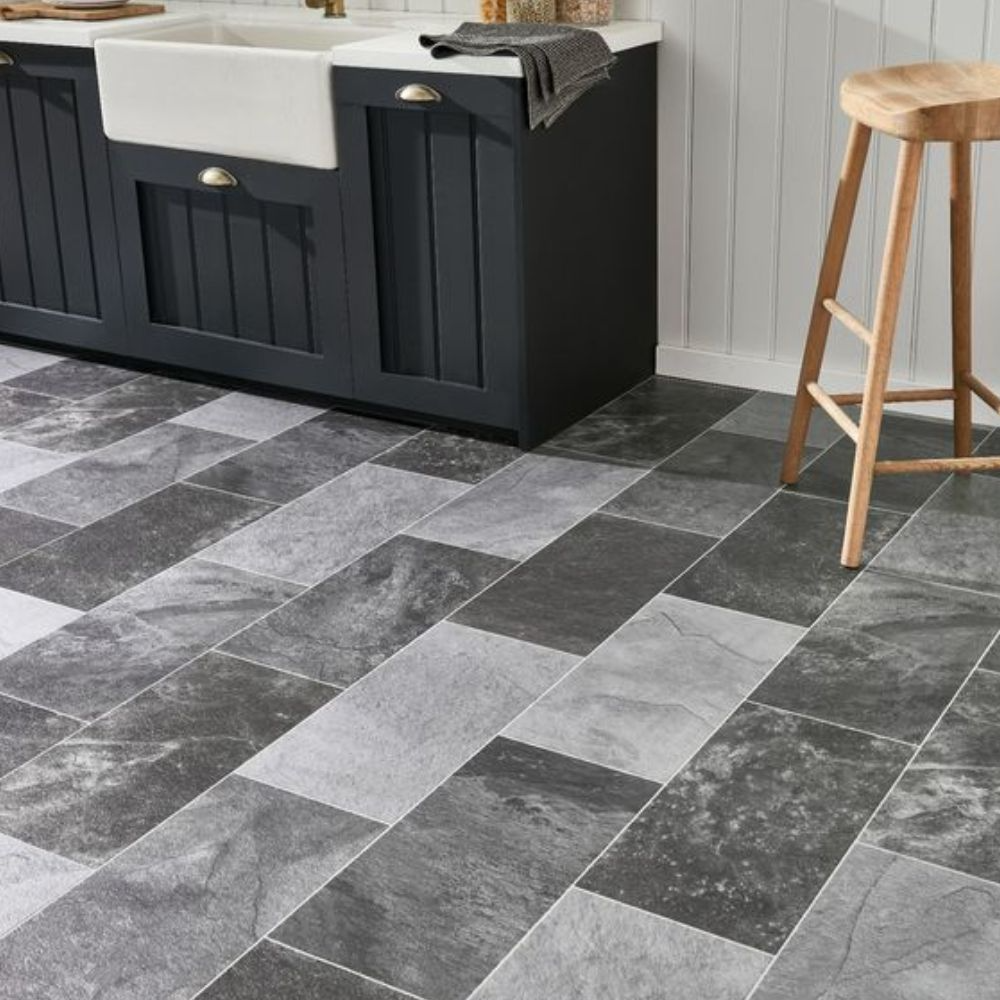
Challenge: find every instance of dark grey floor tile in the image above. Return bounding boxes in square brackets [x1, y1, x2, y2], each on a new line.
[873, 475, 1000, 597]
[453, 512, 713, 655]
[711, 390, 844, 448]
[0, 651, 335, 866]
[222, 535, 514, 687]
[0, 559, 300, 720]
[472, 888, 769, 1000]
[3, 358, 139, 401]
[667, 492, 907, 627]
[188, 410, 416, 503]
[273, 737, 656, 1000]
[753, 845, 1000, 1000]
[0, 387, 60, 431]
[603, 430, 814, 536]
[547, 377, 755, 466]
[0, 344, 60, 384]
[580, 702, 911, 953]
[4, 374, 226, 453]
[753, 570, 1000, 743]
[0, 441, 76, 491]
[0, 506, 71, 566]
[865, 670, 1000, 883]
[795, 412, 990, 514]
[0, 696, 79, 779]
[199, 940, 408, 1000]
[0, 776, 383, 1000]
[0, 422, 251, 526]
[373, 429, 523, 484]
[0, 482, 275, 610]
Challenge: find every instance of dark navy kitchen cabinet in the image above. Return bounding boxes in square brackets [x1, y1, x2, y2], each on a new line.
[0, 45, 125, 353]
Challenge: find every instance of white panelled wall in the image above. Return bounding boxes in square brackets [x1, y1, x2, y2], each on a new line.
[653, 0, 1000, 422]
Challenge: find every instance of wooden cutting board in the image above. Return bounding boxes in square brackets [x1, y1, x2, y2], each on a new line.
[0, 2, 164, 20]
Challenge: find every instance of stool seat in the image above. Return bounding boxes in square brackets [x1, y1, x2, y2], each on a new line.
[841, 61, 1000, 141]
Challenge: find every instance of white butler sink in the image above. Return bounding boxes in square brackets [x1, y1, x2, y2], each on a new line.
[95, 19, 388, 169]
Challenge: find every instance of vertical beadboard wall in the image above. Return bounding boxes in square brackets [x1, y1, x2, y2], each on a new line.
[654, 0, 1000, 420]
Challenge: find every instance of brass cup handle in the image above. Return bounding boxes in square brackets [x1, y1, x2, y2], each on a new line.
[198, 166, 238, 189]
[0, 52, 14, 67]
[395, 83, 442, 104]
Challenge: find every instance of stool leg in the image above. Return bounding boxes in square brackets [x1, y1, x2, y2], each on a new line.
[842, 139, 925, 568]
[782, 121, 872, 485]
[951, 141, 973, 466]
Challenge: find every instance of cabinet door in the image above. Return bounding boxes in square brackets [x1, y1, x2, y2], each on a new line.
[0, 44, 124, 351]
[111, 145, 352, 397]
[336, 69, 522, 430]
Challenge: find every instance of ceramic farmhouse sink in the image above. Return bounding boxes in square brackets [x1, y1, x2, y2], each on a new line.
[95, 19, 389, 168]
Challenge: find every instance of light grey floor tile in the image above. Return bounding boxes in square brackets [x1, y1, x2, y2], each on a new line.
[0, 559, 300, 721]
[3, 358, 139, 401]
[0, 588, 80, 660]
[471, 888, 768, 1000]
[712, 390, 844, 447]
[0, 508, 72, 567]
[0, 344, 60, 384]
[406, 452, 643, 560]
[0, 442, 76, 492]
[0, 832, 88, 938]
[0, 776, 383, 1000]
[0, 696, 80, 779]
[170, 391, 325, 441]
[507, 594, 804, 781]
[241, 621, 578, 822]
[204, 463, 466, 585]
[753, 845, 1000, 1000]
[0, 423, 252, 526]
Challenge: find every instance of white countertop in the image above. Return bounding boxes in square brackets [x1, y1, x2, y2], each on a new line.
[0, 2, 661, 70]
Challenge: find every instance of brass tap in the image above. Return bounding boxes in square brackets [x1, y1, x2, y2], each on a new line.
[305, 0, 345, 17]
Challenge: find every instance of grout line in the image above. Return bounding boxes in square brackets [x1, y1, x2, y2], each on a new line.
[596, 507, 721, 540]
[859, 841, 1000, 893]
[743, 699, 917, 749]
[0, 691, 84, 727]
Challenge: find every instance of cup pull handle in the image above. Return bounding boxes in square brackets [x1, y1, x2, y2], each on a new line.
[198, 166, 238, 189]
[395, 83, 442, 104]
[0, 52, 14, 68]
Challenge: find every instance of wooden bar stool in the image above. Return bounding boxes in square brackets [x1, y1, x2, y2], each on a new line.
[782, 61, 1000, 569]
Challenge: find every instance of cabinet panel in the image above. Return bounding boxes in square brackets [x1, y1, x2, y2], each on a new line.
[0, 45, 123, 350]
[112, 145, 352, 397]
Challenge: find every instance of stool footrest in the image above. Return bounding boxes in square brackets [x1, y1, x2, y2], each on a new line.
[875, 455, 1000, 475]
[806, 382, 860, 441]
[828, 388, 957, 405]
[823, 298, 873, 347]
[961, 372, 1000, 413]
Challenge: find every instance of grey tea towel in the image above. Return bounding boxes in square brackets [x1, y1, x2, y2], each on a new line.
[418, 22, 616, 129]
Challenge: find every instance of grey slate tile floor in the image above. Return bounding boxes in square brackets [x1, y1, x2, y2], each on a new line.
[0, 341, 999, 999]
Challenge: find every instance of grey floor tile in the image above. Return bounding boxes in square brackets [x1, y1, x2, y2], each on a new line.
[170, 391, 325, 441]
[204, 464, 465, 586]
[0, 482, 275, 610]
[0, 441, 76, 491]
[222, 535, 514, 687]
[199, 940, 409, 1000]
[407, 452, 643, 560]
[0, 344, 59, 384]
[547, 377, 755, 466]
[0, 507, 72, 566]
[0, 776, 383, 1000]
[273, 737, 655, 1000]
[603, 430, 814, 536]
[3, 358, 139, 401]
[0, 387, 60, 431]
[753, 845, 1000, 1000]
[507, 594, 803, 781]
[0, 651, 336, 866]
[0, 832, 88, 938]
[711, 390, 844, 448]
[580, 702, 911, 953]
[668, 492, 907, 627]
[0, 588, 81, 659]
[873, 475, 1000, 597]
[453, 513, 713, 656]
[188, 410, 416, 503]
[0, 696, 79, 779]
[753, 570, 1000, 743]
[865, 670, 1000, 884]
[796, 412, 990, 514]
[241, 622, 578, 823]
[0, 422, 252, 526]
[0, 559, 300, 720]
[373, 429, 523, 484]
[471, 888, 769, 1000]
[4, 374, 226, 453]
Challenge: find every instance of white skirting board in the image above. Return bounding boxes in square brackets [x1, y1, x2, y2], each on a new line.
[656, 345, 1000, 427]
